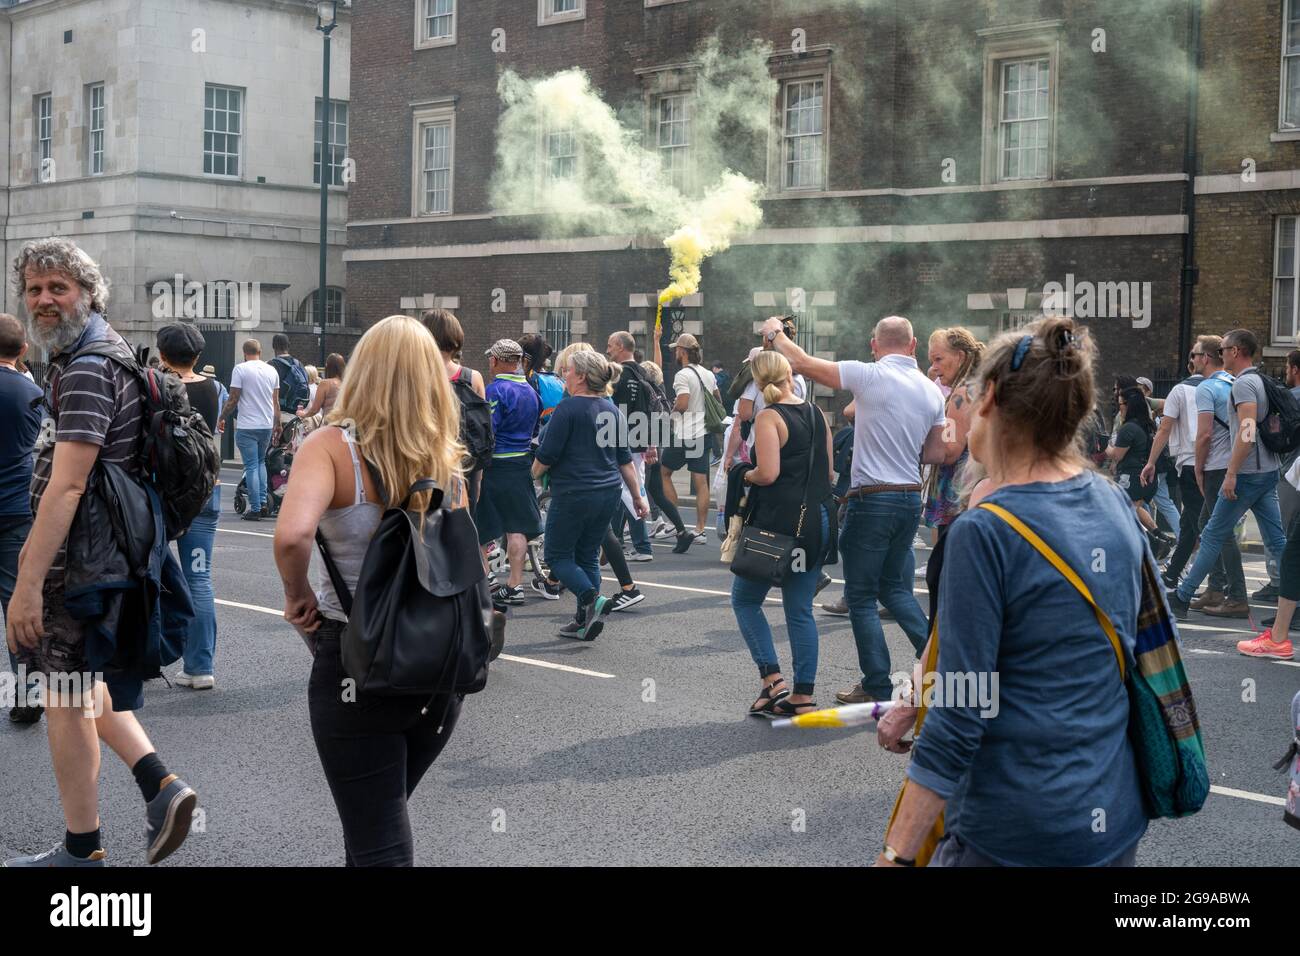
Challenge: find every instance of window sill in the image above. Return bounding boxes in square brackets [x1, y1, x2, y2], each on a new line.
[1270, 129, 1300, 143]
[539, 13, 584, 26]
[1264, 346, 1296, 357]
[415, 36, 456, 50]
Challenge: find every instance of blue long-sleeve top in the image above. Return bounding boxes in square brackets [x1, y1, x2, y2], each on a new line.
[907, 470, 1149, 865]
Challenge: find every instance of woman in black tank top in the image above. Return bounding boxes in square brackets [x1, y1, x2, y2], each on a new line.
[732, 352, 838, 719]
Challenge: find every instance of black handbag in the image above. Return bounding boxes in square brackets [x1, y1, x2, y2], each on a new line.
[314, 469, 493, 712]
[729, 405, 818, 586]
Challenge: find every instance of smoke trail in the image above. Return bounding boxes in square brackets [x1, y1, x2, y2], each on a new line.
[490, 39, 776, 325]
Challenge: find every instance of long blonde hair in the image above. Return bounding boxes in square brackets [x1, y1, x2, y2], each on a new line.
[751, 351, 793, 406]
[326, 315, 463, 514]
[928, 326, 984, 392]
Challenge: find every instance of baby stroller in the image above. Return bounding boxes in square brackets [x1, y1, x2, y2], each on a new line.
[233, 417, 304, 517]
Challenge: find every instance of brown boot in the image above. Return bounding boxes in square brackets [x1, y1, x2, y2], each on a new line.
[1189, 589, 1224, 610]
[1202, 598, 1250, 618]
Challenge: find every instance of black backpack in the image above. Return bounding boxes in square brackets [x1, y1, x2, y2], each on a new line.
[315, 472, 492, 713]
[1239, 367, 1300, 455]
[60, 341, 219, 540]
[270, 355, 311, 412]
[450, 370, 494, 472]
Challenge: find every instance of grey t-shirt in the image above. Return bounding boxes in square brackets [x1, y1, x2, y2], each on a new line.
[1229, 371, 1281, 474]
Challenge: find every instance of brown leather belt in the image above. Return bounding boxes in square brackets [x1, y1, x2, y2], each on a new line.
[843, 484, 923, 500]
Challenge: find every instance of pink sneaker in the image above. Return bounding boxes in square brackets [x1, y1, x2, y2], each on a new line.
[1236, 629, 1295, 660]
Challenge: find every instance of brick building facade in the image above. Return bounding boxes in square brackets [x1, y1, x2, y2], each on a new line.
[346, 0, 1215, 403]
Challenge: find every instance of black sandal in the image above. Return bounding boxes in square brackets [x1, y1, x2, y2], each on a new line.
[748, 679, 789, 718]
[770, 698, 819, 718]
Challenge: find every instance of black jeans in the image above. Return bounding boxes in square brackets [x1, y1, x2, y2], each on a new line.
[1198, 468, 1246, 601]
[1280, 510, 1300, 602]
[308, 624, 462, 867]
[645, 461, 685, 533]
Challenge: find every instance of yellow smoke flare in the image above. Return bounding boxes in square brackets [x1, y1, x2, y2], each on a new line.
[655, 172, 763, 332]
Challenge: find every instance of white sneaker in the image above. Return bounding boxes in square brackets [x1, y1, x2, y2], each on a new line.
[651, 521, 677, 540]
[175, 672, 214, 690]
[694, 530, 708, 543]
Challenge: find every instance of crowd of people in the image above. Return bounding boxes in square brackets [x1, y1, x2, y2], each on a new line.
[2, 235, 1297, 869]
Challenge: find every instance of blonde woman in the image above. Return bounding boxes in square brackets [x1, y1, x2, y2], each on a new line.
[533, 348, 648, 639]
[274, 315, 468, 867]
[733, 351, 836, 718]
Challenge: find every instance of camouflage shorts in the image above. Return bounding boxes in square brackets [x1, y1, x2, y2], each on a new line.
[11, 581, 95, 694]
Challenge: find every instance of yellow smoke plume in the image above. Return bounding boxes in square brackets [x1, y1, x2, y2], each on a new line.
[656, 172, 763, 330]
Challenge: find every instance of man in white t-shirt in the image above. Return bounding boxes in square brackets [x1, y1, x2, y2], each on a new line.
[763, 315, 947, 705]
[1142, 338, 1212, 590]
[219, 338, 280, 521]
[659, 333, 720, 539]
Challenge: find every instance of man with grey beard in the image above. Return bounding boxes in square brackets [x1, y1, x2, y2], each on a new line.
[3, 238, 197, 868]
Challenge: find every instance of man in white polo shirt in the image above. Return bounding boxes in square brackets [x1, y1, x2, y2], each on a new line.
[219, 338, 280, 522]
[763, 315, 947, 704]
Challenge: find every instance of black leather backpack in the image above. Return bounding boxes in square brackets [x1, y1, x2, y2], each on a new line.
[316, 472, 492, 719]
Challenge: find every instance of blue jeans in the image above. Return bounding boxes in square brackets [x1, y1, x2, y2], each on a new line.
[1176, 470, 1288, 603]
[236, 427, 273, 513]
[1154, 473, 1180, 539]
[177, 486, 220, 675]
[1, 517, 36, 691]
[730, 507, 829, 695]
[544, 485, 622, 607]
[840, 493, 929, 700]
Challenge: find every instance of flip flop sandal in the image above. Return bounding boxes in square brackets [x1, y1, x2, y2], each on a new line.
[770, 698, 819, 719]
[748, 679, 789, 718]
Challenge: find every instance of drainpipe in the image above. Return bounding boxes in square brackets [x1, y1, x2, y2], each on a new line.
[1178, 0, 1203, 366]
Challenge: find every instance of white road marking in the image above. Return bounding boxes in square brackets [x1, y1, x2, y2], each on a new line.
[496, 654, 615, 679]
[1177, 623, 1255, 635]
[1186, 648, 1226, 655]
[214, 598, 614, 678]
[1209, 785, 1286, 808]
[1274, 660, 1300, 668]
[217, 527, 276, 539]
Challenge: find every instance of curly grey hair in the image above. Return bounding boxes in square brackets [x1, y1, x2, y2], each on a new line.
[11, 237, 110, 314]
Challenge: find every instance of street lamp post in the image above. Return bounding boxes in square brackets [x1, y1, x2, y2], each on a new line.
[315, 0, 338, 369]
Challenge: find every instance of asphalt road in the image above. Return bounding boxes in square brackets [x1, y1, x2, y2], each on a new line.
[2, 468, 1296, 866]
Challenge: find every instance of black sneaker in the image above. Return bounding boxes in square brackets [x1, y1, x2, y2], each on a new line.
[8, 704, 43, 725]
[815, 572, 832, 596]
[579, 595, 608, 641]
[607, 588, 644, 612]
[532, 578, 563, 600]
[492, 584, 526, 606]
[672, 531, 695, 554]
[240, 511, 262, 522]
[1161, 569, 1179, 590]
[1252, 583, 1280, 602]
[1166, 591, 1190, 621]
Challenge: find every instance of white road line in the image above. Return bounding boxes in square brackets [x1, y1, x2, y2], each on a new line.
[214, 598, 614, 678]
[1186, 648, 1226, 655]
[1209, 785, 1287, 808]
[217, 527, 276, 539]
[1177, 623, 1255, 635]
[1274, 660, 1300, 668]
[215, 598, 281, 615]
[496, 654, 615, 679]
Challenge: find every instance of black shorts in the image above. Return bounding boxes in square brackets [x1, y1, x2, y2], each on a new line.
[660, 441, 711, 476]
[477, 455, 542, 544]
[1118, 470, 1156, 504]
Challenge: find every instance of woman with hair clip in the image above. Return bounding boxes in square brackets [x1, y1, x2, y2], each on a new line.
[1107, 385, 1175, 560]
[274, 315, 474, 866]
[732, 351, 836, 718]
[876, 318, 1151, 867]
[923, 327, 984, 541]
[533, 346, 649, 640]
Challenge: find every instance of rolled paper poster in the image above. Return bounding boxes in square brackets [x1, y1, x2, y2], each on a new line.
[772, 699, 898, 729]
